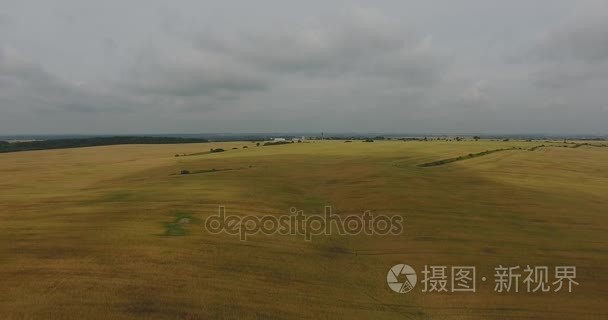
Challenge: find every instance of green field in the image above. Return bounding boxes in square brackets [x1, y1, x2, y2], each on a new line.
[1, 140, 606, 319]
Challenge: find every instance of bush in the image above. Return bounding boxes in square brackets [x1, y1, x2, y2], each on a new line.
[243, 146, 248, 148]
[263, 141, 291, 146]
[180, 170, 190, 175]
[363, 139, 374, 142]
[210, 148, 225, 153]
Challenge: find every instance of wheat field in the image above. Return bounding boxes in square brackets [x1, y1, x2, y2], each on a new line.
[1, 140, 606, 319]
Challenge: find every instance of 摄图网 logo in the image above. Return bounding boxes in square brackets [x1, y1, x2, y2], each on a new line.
[387, 264, 417, 293]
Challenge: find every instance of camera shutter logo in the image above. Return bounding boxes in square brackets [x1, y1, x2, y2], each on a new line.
[387, 264, 417, 293]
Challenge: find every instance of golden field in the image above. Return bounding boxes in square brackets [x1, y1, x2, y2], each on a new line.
[0, 140, 607, 319]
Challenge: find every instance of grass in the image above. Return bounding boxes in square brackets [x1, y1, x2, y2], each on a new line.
[164, 212, 200, 236]
[0, 140, 606, 319]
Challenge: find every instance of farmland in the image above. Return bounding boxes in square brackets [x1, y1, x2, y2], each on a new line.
[0, 140, 606, 319]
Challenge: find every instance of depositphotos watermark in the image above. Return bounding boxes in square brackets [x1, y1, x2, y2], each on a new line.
[204, 206, 404, 241]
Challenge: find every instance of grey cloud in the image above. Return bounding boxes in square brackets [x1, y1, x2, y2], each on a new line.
[0, 47, 57, 88]
[0, 13, 12, 28]
[101, 37, 117, 56]
[525, 14, 608, 90]
[532, 63, 608, 89]
[0, 46, 130, 114]
[122, 48, 270, 98]
[0, 1, 606, 134]
[532, 17, 608, 63]
[192, 8, 442, 87]
[117, 6, 442, 114]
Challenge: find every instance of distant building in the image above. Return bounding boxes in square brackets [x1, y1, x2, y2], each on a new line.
[272, 138, 286, 142]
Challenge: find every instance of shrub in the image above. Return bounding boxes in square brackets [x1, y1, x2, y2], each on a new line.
[180, 170, 190, 175]
[210, 148, 225, 153]
[363, 139, 374, 142]
[263, 141, 291, 146]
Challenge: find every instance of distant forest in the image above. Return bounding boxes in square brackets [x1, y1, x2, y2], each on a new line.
[0, 136, 208, 153]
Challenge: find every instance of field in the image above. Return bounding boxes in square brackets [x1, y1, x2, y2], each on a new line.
[1, 140, 607, 319]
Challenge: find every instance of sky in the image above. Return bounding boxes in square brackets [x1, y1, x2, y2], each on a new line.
[0, 0, 607, 134]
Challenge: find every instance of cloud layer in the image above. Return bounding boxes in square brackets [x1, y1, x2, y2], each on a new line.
[0, 1, 606, 134]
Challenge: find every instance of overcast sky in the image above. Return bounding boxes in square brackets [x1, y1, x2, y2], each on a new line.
[0, 0, 607, 134]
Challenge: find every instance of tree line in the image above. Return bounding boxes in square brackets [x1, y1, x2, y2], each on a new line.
[0, 136, 209, 153]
